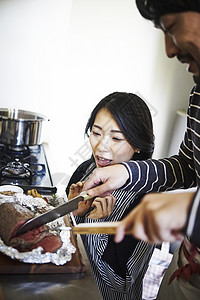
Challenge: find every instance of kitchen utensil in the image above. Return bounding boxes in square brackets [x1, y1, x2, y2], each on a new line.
[15, 192, 93, 236]
[24, 222, 132, 236]
[0, 108, 49, 146]
[72, 221, 132, 235]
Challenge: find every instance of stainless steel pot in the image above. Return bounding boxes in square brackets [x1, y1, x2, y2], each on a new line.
[0, 108, 49, 147]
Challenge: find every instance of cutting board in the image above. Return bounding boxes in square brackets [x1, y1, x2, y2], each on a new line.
[0, 215, 85, 274]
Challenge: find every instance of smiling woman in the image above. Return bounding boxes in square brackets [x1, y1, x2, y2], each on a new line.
[85, 91, 155, 160]
[65, 91, 155, 300]
[89, 109, 136, 167]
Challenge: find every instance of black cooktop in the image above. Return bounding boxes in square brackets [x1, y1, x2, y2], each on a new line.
[0, 144, 57, 195]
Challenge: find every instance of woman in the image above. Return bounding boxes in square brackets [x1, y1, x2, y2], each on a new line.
[66, 92, 155, 300]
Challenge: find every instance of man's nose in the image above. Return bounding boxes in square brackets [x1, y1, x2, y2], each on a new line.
[164, 34, 181, 58]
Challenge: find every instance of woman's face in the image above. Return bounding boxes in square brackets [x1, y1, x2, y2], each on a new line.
[89, 108, 137, 168]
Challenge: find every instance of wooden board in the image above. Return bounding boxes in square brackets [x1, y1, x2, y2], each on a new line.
[0, 216, 85, 274]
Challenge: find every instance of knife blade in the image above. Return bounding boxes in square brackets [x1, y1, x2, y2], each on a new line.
[15, 192, 93, 236]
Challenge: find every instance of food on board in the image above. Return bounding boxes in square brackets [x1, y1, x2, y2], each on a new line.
[0, 202, 62, 253]
[27, 188, 48, 203]
[0, 191, 16, 196]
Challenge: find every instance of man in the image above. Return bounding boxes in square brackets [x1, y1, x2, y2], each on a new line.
[84, 1, 200, 298]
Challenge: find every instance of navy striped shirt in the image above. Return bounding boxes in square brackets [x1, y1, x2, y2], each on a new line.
[123, 84, 200, 248]
[67, 162, 154, 300]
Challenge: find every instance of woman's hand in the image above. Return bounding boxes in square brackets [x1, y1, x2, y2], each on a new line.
[68, 181, 85, 200]
[73, 198, 94, 217]
[88, 195, 117, 219]
[68, 182, 93, 217]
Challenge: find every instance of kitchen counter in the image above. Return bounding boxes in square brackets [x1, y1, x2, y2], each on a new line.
[0, 235, 102, 300]
[0, 186, 102, 300]
[0, 144, 102, 300]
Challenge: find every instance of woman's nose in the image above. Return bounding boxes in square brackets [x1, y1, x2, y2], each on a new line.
[97, 136, 110, 151]
[164, 34, 181, 58]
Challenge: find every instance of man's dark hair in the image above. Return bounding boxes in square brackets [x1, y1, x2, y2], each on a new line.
[136, 0, 200, 22]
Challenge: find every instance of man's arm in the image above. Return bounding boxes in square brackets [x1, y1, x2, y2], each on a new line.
[84, 156, 195, 198]
[186, 189, 200, 247]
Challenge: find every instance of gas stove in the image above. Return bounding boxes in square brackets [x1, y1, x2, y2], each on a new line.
[0, 144, 57, 195]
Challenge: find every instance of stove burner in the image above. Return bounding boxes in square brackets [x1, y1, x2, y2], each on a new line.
[0, 144, 56, 194]
[0, 146, 46, 185]
[2, 145, 31, 161]
[6, 158, 33, 176]
[6, 145, 28, 152]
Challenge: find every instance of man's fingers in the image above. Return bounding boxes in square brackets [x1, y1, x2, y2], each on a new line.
[85, 184, 112, 197]
[83, 164, 129, 197]
[115, 223, 126, 243]
[115, 206, 149, 243]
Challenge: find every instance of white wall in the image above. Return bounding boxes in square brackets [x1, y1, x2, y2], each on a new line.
[167, 110, 187, 157]
[0, 0, 194, 187]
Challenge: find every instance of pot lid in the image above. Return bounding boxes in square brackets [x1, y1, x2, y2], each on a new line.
[0, 108, 49, 121]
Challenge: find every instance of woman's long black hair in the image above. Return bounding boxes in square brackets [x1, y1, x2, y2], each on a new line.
[85, 92, 155, 160]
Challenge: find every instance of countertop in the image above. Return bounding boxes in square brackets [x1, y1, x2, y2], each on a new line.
[0, 235, 102, 300]
[0, 144, 102, 300]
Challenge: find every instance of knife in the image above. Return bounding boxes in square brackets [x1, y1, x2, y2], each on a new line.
[15, 192, 93, 236]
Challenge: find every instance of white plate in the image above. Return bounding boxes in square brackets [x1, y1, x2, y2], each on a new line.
[0, 185, 24, 198]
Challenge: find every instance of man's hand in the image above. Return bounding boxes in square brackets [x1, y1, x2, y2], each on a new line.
[83, 164, 129, 197]
[115, 192, 194, 244]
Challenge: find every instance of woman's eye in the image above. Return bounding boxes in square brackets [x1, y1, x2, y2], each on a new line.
[113, 137, 123, 142]
[92, 131, 101, 136]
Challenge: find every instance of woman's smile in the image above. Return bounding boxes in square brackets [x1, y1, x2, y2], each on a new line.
[89, 108, 135, 168]
[95, 155, 112, 167]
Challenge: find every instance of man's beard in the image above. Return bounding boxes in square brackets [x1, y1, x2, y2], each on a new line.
[193, 74, 200, 84]
[177, 54, 200, 84]
[193, 63, 200, 84]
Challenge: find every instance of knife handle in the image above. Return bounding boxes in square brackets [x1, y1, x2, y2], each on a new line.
[80, 191, 94, 201]
[72, 221, 132, 235]
[79, 192, 96, 217]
